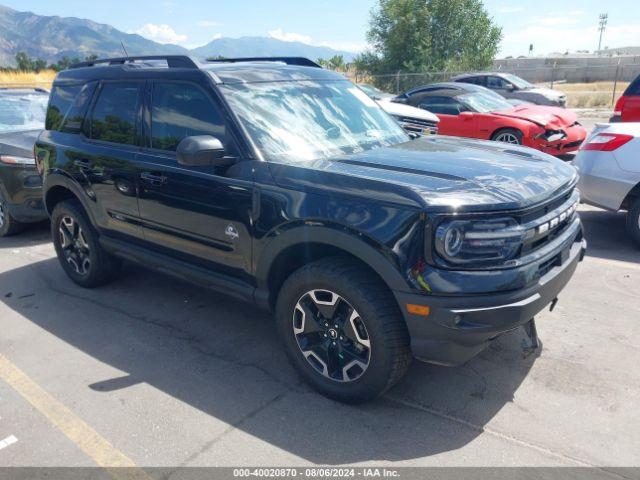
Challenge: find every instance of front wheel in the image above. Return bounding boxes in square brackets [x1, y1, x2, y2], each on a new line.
[626, 197, 640, 248]
[491, 128, 523, 145]
[276, 257, 412, 403]
[0, 192, 25, 237]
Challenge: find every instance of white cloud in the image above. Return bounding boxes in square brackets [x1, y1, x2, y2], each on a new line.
[134, 23, 187, 45]
[267, 28, 313, 44]
[196, 20, 220, 27]
[267, 28, 365, 53]
[568, 10, 585, 16]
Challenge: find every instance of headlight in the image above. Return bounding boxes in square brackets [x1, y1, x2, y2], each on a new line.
[434, 217, 529, 268]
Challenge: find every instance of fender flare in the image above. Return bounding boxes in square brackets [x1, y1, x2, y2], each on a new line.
[255, 224, 411, 294]
[43, 172, 99, 225]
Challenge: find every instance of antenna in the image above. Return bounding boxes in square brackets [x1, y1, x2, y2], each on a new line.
[120, 41, 129, 59]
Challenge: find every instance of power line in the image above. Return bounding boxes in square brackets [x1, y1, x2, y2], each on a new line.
[597, 13, 608, 54]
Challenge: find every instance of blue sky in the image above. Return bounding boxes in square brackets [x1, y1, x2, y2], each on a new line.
[3, 0, 639, 57]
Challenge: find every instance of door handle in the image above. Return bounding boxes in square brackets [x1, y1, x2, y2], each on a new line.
[140, 172, 168, 186]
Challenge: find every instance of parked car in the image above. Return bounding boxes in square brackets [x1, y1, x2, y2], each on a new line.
[0, 88, 49, 237]
[574, 122, 640, 246]
[452, 72, 567, 107]
[611, 74, 640, 122]
[37, 56, 585, 403]
[357, 83, 439, 135]
[397, 85, 586, 155]
[400, 81, 533, 107]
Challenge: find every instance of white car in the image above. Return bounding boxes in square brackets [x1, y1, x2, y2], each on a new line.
[357, 84, 439, 135]
[574, 122, 640, 247]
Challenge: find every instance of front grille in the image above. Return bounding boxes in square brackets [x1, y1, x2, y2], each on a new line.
[395, 116, 438, 135]
[562, 140, 584, 150]
[518, 187, 580, 259]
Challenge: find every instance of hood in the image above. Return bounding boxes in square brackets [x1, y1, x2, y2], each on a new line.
[377, 99, 440, 123]
[493, 105, 577, 129]
[270, 136, 577, 212]
[0, 129, 41, 156]
[523, 87, 564, 99]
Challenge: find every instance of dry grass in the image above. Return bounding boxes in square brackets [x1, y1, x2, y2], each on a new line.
[552, 81, 630, 108]
[0, 70, 56, 89]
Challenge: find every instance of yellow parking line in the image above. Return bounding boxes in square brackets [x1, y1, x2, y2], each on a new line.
[0, 354, 149, 480]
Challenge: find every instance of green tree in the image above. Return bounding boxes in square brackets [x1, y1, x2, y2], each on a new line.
[15, 51, 48, 72]
[357, 0, 501, 80]
[327, 55, 346, 71]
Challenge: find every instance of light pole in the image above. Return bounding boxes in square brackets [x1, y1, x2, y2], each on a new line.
[597, 13, 608, 55]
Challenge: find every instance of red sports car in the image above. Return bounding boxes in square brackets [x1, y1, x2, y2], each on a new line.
[398, 84, 586, 155]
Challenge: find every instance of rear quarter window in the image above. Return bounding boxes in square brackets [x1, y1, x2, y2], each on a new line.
[46, 84, 82, 131]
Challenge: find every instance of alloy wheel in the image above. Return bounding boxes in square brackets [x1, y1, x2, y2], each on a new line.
[58, 216, 91, 275]
[494, 132, 520, 144]
[293, 289, 371, 382]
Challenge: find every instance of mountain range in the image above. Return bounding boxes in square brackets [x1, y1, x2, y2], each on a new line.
[0, 4, 356, 67]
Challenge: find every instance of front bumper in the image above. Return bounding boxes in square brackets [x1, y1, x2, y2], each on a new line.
[531, 124, 587, 156]
[394, 235, 586, 366]
[0, 166, 46, 223]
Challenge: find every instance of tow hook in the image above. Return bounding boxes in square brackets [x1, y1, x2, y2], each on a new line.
[521, 318, 540, 357]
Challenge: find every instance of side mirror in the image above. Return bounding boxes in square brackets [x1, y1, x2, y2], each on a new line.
[459, 111, 474, 120]
[506, 84, 516, 91]
[176, 135, 233, 167]
[392, 96, 408, 104]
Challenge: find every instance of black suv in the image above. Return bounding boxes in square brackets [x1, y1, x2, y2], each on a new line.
[36, 56, 586, 403]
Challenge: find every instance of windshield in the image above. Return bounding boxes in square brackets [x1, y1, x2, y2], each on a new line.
[0, 92, 48, 133]
[459, 92, 514, 113]
[502, 74, 533, 89]
[221, 80, 409, 163]
[357, 84, 391, 100]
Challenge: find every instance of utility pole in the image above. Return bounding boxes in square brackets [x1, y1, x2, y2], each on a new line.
[597, 13, 608, 55]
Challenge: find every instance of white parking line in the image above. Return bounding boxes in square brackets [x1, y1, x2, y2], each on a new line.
[0, 435, 17, 451]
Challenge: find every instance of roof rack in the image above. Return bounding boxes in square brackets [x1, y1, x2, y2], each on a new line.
[205, 57, 321, 68]
[70, 55, 199, 69]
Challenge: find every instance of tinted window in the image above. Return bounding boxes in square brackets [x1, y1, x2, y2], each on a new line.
[486, 76, 509, 89]
[419, 96, 464, 115]
[151, 82, 226, 151]
[60, 82, 97, 134]
[626, 75, 640, 95]
[46, 85, 82, 131]
[462, 76, 485, 86]
[89, 82, 141, 145]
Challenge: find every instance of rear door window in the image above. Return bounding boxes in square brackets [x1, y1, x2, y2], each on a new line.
[89, 82, 141, 145]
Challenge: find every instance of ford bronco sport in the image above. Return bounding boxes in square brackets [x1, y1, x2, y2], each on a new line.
[36, 56, 586, 403]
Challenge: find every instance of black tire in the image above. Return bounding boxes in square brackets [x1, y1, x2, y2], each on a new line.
[276, 257, 412, 403]
[51, 199, 121, 288]
[0, 192, 26, 237]
[491, 128, 523, 145]
[626, 197, 640, 248]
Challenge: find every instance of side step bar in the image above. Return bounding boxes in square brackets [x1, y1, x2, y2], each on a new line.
[99, 236, 256, 304]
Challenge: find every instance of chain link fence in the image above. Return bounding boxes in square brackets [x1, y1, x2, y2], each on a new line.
[348, 62, 640, 108]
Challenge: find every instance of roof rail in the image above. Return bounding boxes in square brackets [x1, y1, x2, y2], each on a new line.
[70, 55, 199, 69]
[206, 57, 321, 68]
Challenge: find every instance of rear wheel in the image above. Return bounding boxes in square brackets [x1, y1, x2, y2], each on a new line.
[0, 192, 25, 237]
[276, 257, 412, 403]
[626, 197, 640, 248]
[51, 200, 121, 287]
[492, 128, 523, 145]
